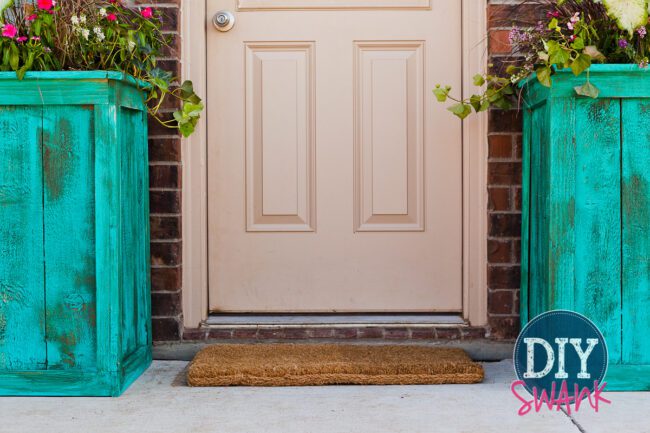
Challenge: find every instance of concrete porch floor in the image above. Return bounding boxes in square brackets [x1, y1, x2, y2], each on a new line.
[0, 360, 647, 433]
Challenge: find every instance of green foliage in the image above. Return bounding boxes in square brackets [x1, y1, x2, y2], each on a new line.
[434, 74, 513, 120]
[602, 0, 648, 35]
[574, 80, 600, 97]
[436, 0, 650, 119]
[0, 0, 202, 137]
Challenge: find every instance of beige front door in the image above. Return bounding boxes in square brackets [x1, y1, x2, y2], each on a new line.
[206, 0, 463, 313]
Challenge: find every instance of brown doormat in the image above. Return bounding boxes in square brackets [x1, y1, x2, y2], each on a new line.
[187, 344, 484, 386]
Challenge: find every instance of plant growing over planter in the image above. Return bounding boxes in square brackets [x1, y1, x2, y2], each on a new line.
[435, 0, 650, 118]
[0, 0, 202, 136]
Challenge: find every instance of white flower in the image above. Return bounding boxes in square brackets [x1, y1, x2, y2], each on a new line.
[128, 40, 136, 51]
[81, 28, 90, 40]
[93, 26, 105, 41]
[80, 14, 87, 24]
[71, 15, 79, 25]
[99, 8, 107, 17]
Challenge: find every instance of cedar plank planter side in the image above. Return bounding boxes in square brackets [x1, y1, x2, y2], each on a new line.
[521, 65, 650, 391]
[0, 71, 152, 396]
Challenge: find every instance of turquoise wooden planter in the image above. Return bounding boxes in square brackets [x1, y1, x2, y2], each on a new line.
[521, 65, 650, 391]
[0, 71, 152, 396]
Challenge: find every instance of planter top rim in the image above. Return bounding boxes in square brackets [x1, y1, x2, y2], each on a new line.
[520, 64, 650, 88]
[0, 70, 150, 88]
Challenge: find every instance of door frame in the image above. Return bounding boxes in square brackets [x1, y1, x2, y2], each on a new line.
[180, 0, 488, 328]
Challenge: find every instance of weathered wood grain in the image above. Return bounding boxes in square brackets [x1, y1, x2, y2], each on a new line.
[522, 67, 650, 390]
[528, 102, 550, 319]
[574, 98, 622, 363]
[0, 73, 151, 396]
[121, 107, 138, 358]
[0, 107, 46, 371]
[135, 110, 152, 350]
[43, 106, 98, 370]
[548, 97, 577, 313]
[621, 99, 650, 365]
[520, 107, 531, 325]
[93, 103, 122, 377]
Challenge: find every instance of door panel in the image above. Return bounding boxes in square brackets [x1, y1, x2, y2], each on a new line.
[245, 42, 316, 232]
[207, 0, 463, 312]
[355, 41, 424, 231]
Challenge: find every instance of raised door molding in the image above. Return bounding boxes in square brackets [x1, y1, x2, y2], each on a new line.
[245, 42, 316, 232]
[354, 41, 425, 232]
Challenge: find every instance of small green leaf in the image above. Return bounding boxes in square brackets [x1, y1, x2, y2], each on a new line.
[570, 53, 592, 76]
[179, 80, 195, 98]
[433, 85, 450, 102]
[536, 66, 553, 87]
[179, 80, 202, 104]
[469, 94, 482, 112]
[9, 43, 19, 71]
[473, 74, 485, 86]
[571, 37, 585, 50]
[493, 96, 512, 110]
[574, 81, 600, 98]
[448, 103, 472, 120]
[548, 18, 558, 30]
[550, 47, 571, 67]
[584, 45, 606, 62]
[179, 121, 195, 138]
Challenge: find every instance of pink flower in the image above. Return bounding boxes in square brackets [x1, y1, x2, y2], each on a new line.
[37, 0, 54, 10]
[17, 36, 28, 43]
[106, 13, 117, 21]
[26, 14, 38, 21]
[141, 7, 153, 19]
[2, 24, 17, 39]
[31, 36, 41, 41]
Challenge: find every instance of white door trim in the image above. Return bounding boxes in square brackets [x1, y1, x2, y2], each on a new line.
[180, 0, 488, 328]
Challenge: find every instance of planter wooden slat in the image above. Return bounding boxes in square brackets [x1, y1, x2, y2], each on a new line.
[574, 98, 622, 361]
[0, 106, 46, 371]
[0, 72, 151, 396]
[621, 99, 650, 365]
[522, 66, 650, 391]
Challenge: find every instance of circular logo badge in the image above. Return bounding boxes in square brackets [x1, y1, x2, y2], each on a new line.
[514, 310, 608, 398]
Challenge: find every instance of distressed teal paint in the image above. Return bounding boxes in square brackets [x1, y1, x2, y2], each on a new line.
[521, 66, 650, 391]
[0, 107, 46, 371]
[574, 99, 622, 362]
[621, 99, 650, 365]
[0, 72, 152, 396]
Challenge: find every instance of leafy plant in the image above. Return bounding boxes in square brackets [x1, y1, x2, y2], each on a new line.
[0, 0, 202, 137]
[437, 0, 650, 119]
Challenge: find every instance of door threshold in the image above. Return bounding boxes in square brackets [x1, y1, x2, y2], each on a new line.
[204, 314, 466, 328]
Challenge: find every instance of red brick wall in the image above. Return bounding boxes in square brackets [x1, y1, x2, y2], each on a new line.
[137, 1, 184, 341]
[148, 1, 539, 342]
[486, 1, 545, 339]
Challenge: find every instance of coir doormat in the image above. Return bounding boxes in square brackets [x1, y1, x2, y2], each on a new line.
[187, 344, 484, 386]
